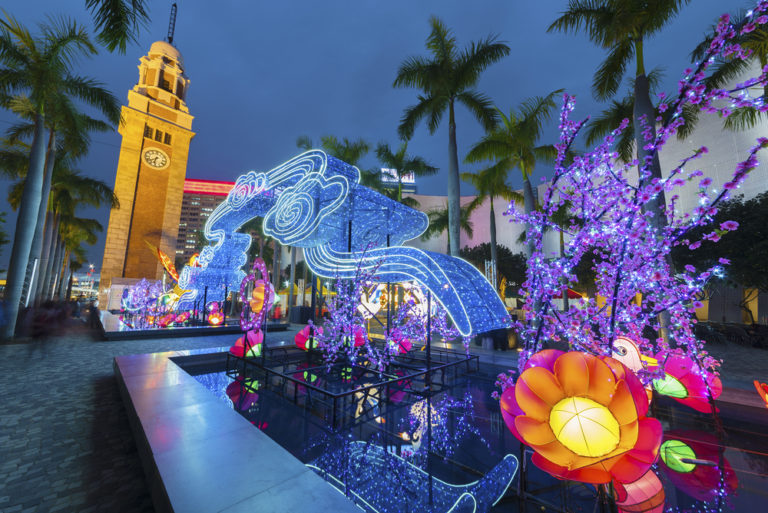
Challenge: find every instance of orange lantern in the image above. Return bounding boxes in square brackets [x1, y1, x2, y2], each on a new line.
[500, 350, 662, 484]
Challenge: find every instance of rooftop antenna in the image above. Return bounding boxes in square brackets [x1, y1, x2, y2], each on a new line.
[166, 3, 177, 45]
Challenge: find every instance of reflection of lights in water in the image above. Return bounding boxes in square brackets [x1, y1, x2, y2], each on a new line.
[354, 383, 382, 422]
[404, 392, 486, 462]
[307, 440, 518, 513]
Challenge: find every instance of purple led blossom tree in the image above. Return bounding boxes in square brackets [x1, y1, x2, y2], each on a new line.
[507, 5, 768, 380]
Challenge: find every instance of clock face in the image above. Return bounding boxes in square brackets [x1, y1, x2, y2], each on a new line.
[143, 148, 169, 169]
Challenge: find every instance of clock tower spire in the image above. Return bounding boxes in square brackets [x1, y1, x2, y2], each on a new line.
[99, 30, 195, 307]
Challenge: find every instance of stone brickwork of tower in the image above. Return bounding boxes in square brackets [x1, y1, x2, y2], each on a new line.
[99, 40, 195, 306]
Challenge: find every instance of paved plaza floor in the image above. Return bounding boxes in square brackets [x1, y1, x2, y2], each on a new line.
[0, 322, 298, 513]
[1, 320, 766, 512]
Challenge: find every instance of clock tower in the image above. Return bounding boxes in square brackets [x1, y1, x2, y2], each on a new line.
[99, 40, 195, 306]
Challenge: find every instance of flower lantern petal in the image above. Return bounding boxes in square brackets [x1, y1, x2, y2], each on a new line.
[531, 452, 612, 484]
[515, 415, 557, 445]
[586, 356, 617, 406]
[500, 387, 523, 441]
[515, 367, 565, 422]
[625, 418, 663, 464]
[608, 380, 640, 426]
[524, 349, 564, 372]
[553, 351, 591, 397]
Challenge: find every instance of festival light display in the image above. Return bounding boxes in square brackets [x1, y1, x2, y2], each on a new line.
[755, 380, 768, 407]
[225, 375, 259, 412]
[207, 302, 223, 325]
[176, 148, 509, 336]
[500, 350, 661, 484]
[229, 329, 263, 358]
[295, 324, 321, 351]
[307, 440, 518, 513]
[506, 7, 768, 384]
[652, 355, 722, 413]
[239, 258, 273, 332]
[658, 431, 738, 503]
[613, 469, 665, 513]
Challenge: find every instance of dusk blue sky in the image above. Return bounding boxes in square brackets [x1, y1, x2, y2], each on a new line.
[0, 0, 744, 269]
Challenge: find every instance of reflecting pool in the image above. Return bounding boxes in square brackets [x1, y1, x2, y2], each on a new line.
[190, 360, 768, 512]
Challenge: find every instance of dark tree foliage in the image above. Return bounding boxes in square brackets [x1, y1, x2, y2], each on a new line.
[672, 192, 768, 293]
[459, 243, 527, 294]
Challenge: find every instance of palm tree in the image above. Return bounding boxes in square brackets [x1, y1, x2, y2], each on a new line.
[465, 91, 561, 257]
[5, 96, 115, 304]
[548, 0, 691, 223]
[8, 166, 118, 301]
[584, 72, 698, 162]
[692, 13, 768, 130]
[460, 166, 519, 286]
[375, 140, 438, 208]
[54, 215, 101, 299]
[394, 17, 510, 256]
[420, 201, 478, 254]
[0, 14, 119, 336]
[85, 0, 150, 53]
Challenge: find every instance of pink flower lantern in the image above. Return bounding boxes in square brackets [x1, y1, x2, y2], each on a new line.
[295, 324, 322, 351]
[229, 329, 264, 358]
[653, 354, 722, 413]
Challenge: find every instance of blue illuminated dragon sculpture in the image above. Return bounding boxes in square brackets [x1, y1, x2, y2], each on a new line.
[178, 150, 509, 336]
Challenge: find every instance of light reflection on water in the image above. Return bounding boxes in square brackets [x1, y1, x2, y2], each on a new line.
[191, 366, 768, 513]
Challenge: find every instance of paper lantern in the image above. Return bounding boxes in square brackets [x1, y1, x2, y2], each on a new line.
[226, 376, 259, 411]
[229, 329, 264, 358]
[755, 380, 768, 407]
[658, 430, 738, 502]
[240, 258, 273, 332]
[295, 324, 322, 351]
[174, 311, 191, 324]
[652, 355, 722, 413]
[157, 313, 176, 328]
[613, 469, 665, 513]
[500, 350, 662, 484]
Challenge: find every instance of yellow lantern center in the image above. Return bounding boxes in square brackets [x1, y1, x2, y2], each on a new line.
[549, 396, 620, 458]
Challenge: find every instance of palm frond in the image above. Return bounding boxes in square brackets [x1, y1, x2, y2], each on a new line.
[85, 0, 149, 53]
[456, 90, 498, 131]
[593, 39, 634, 100]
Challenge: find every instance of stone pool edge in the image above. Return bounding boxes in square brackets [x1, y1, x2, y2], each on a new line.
[114, 348, 361, 513]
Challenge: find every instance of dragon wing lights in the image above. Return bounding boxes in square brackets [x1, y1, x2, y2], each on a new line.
[177, 150, 509, 336]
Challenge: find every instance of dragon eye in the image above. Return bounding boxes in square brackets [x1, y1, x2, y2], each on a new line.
[616, 346, 627, 356]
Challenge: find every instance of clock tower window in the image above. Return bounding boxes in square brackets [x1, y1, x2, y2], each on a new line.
[164, 133, 172, 145]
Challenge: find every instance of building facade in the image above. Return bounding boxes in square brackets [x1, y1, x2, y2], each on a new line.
[176, 179, 234, 262]
[99, 40, 195, 304]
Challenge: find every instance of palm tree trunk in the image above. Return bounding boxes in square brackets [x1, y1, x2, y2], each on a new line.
[40, 214, 61, 301]
[26, 129, 56, 305]
[57, 249, 70, 299]
[288, 246, 297, 316]
[522, 176, 537, 258]
[447, 101, 461, 257]
[634, 71, 674, 343]
[35, 211, 56, 303]
[2, 113, 47, 338]
[489, 196, 498, 286]
[560, 230, 569, 313]
[66, 266, 75, 302]
[50, 240, 63, 299]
